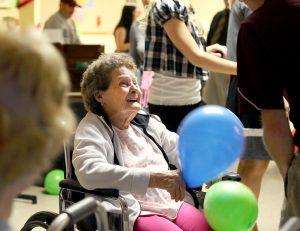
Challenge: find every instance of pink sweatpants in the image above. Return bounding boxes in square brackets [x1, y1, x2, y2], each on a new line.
[133, 202, 212, 231]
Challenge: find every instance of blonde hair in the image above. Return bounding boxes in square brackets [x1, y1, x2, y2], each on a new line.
[0, 29, 75, 186]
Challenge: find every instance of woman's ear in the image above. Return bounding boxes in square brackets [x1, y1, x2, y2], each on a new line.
[94, 90, 103, 105]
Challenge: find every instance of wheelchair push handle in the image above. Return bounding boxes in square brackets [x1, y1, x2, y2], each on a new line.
[65, 197, 98, 224]
[47, 197, 105, 231]
[221, 172, 242, 182]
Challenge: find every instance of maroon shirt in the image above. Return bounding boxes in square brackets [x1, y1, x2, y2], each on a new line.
[237, 0, 300, 147]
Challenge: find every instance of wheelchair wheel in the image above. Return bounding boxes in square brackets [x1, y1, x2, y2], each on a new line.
[20, 211, 58, 231]
[20, 220, 48, 231]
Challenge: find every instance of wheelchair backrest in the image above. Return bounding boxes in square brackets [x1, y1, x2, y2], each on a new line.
[64, 93, 86, 181]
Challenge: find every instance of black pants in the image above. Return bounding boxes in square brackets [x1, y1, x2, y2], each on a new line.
[148, 101, 206, 133]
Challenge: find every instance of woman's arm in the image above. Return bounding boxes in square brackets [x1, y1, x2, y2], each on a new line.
[114, 27, 130, 52]
[72, 116, 150, 195]
[163, 18, 237, 75]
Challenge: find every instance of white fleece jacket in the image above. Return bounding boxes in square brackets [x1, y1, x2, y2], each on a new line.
[72, 112, 180, 230]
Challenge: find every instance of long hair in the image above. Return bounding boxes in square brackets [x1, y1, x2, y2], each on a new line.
[114, 5, 137, 38]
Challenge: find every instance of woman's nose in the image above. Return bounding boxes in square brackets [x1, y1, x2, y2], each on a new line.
[130, 84, 141, 94]
[130, 82, 139, 90]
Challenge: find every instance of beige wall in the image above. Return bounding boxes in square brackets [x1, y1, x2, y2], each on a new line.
[193, 0, 226, 34]
[0, 0, 226, 52]
[39, 0, 132, 33]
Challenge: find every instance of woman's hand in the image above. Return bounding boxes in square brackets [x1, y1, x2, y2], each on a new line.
[207, 43, 228, 59]
[149, 170, 186, 202]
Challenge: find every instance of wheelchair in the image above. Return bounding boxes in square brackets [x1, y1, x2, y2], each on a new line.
[48, 197, 109, 231]
[21, 134, 130, 231]
[23, 196, 111, 231]
[20, 93, 242, 231]
[20, 135, 241, 231]
[21, 94, 130, 231]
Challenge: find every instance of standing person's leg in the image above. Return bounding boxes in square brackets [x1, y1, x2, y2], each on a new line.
[237, 156, 269, 231]
[237, 159, 269, 199]
[203, 72, 229, 106]
[214, 73, 229, 106]
[238, 114, 272, 231]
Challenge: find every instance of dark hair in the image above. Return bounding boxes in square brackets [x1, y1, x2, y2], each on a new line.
[114, 5, 136, 43]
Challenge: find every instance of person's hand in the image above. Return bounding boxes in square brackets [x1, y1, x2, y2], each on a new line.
[207, 43, 227, 59]
[149, 170, 186, 202]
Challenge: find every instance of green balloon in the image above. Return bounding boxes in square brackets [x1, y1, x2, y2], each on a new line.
[204, 181, 258, 231]
[44, 169, 64, 195]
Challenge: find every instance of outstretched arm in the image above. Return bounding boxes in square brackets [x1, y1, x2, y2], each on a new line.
[163, 18, 237, 75]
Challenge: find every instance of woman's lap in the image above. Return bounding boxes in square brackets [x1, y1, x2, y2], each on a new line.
[134, 202, 212, 231]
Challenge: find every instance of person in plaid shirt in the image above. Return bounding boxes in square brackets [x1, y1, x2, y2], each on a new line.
[144, 0, 237, 132]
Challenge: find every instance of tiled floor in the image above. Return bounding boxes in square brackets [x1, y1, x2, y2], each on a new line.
[10, 186, 59, 231]
[9, 161, 284, 231]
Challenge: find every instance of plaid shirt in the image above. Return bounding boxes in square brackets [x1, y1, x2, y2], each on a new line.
[144, 0, 209, 80]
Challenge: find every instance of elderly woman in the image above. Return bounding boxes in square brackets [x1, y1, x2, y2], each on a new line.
[72, 53, 211, 231]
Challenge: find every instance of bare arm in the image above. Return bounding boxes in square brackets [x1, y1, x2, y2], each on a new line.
[261, 109, 294, 178]
[114, 27, 130, 52]
[163, 18, 237, 75]
[149, 170, 186, 202]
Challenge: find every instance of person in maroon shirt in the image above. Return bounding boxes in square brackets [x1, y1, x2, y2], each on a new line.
[237, 0, 300, 227]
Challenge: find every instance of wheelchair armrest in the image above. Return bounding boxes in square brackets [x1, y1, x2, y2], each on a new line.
[48, 197, 109, 231]
[59, 179, 119, 198]
[221, 172, 242, 182]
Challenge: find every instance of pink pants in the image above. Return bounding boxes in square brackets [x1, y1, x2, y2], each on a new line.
[133, 202, 212, 231]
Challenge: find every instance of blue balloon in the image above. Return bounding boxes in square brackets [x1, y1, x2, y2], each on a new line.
[178, 105, 245, 188]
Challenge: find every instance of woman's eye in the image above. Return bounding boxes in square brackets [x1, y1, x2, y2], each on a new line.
[120, 79, 138, 87]
[121, 82, 130, 87]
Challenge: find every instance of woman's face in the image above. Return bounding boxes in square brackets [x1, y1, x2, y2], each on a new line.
[95, 66, 141, 119]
